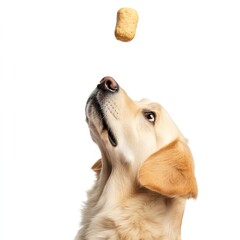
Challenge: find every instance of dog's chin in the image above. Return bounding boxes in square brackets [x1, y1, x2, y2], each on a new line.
[101, 114, 117, 147]
[86, 99, 118, 147]
[90, 123, 117, 148]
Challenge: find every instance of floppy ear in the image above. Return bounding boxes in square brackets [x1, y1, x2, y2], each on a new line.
[91, 159, 102, 175]
[138, 139, 198, 198]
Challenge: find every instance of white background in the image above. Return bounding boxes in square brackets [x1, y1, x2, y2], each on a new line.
[0, 0, 240, 239]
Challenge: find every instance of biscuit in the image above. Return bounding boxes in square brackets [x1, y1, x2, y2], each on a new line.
[115, 8, 138, 42]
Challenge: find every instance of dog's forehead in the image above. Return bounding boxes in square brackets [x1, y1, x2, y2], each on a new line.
[137, 98, 162, 111]
[138, 98, 152, 104]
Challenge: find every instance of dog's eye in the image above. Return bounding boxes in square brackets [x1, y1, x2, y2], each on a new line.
[144, 111, 156, 124]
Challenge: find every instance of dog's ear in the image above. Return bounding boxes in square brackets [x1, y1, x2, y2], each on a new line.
[91, 159, 102, 175]
[138, 139, 198, 198]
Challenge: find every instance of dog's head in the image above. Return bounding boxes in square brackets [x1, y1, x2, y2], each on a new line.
[86, 77, 197, 198]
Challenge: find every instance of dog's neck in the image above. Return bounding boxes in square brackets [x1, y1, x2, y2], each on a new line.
[95, 153, 137, 208]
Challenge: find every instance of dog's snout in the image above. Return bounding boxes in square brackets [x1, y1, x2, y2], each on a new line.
[98, 76, 119, 93]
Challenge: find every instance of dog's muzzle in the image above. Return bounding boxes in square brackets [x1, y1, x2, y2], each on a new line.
[85, 76, 119, 147]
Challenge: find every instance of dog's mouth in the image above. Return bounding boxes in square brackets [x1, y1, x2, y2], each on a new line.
[106, 124, 117, 147]
[87, 97, 118, 147]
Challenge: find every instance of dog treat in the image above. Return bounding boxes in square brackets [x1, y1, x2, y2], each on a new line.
[115, 8, 138, 42]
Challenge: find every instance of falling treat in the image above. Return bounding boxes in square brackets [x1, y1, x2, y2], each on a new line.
[115, 8, 138, 42]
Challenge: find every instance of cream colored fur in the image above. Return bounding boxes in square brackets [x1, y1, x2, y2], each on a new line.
[75, 83, 197, 240]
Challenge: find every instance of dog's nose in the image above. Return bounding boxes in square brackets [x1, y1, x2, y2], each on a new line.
[98, 76, 119, 93]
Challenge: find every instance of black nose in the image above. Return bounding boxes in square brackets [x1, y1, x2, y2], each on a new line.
[97, 76, 119, 93]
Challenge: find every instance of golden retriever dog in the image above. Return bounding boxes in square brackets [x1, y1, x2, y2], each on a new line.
[75, 76, 198, 240]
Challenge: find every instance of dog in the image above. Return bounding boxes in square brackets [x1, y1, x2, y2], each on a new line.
[75, 76, 198, 240]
